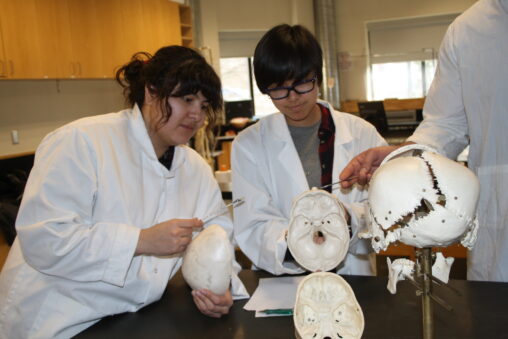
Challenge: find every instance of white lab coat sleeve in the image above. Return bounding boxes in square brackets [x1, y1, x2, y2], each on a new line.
[340, 120, 385, 255]
[341, 200, 371, 255]
[190, 154, 249, 299]
[232, 134, 305, 276]
[16, 128, 140, 287]
[407, 24, 469, 159]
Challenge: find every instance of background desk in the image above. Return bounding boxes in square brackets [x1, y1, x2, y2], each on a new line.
[77, 270, 508, 339]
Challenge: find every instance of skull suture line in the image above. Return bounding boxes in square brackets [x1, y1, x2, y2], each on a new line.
[287, 188, 350, 272]
[294, 272, 364, 339]
[363, 144, 480, 252]
[181, 225, 233, 295]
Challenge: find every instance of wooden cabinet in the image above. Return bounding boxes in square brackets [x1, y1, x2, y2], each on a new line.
[0, 0, 185, 79]
[0, 0, 73, 78]
[66, 0, 181, 79]
[179, 4, 193, 47]
[118, 0, 181, 63]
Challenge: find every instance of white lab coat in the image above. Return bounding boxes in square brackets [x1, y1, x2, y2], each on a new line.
[232, 101, 387, 276]
[0, 105, 246, 339]
[408, 0, 508, 282]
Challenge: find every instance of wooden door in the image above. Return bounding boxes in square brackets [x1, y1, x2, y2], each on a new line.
[0, 0, 72, 78]
[118, 0, 182, 60]
[101, 0, 183, 76]
[139, 0, 181, 54]
[66, 0, 108, 78]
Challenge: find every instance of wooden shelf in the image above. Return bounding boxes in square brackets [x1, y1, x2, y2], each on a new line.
[179, 4, 193, 47]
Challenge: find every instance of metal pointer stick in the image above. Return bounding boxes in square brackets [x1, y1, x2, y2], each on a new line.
[319, 176, 358, 190]
[202, 197, 245, 224]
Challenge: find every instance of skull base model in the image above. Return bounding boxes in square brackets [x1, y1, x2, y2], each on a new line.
[181, 224, 233, 295]
[294, 272, 364, 339]
[287, 188, 350, 272]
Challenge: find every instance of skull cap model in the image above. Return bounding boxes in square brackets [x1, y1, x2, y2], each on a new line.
[182, 224, 233, 295]
[294, 272, 364, 339]
[365, 144, 480, 252]
[287, 188, 350, 272]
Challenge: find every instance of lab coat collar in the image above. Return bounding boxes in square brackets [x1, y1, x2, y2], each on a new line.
[262, 113, 308, 190]
[260, 100, 355, 190]
[128, 104, 186, 174]
[265, 100, 354, 145]
[318, 100, 354, 146]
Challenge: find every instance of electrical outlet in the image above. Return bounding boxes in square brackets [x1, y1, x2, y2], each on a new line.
[11, 130, 19, 144]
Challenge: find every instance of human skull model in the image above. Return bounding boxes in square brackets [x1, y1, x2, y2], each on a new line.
[287, 188, 350, 272]
[294, 272, 364, 339]
[364, 144, 480, 252]
[181, 224, 233, 295]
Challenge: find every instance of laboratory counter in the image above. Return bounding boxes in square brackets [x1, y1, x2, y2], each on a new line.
[76, 269, 508, 339]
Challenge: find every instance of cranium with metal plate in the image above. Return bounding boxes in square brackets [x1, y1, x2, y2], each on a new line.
[363, 144, 480, 252]
[294, 272, 364, 339]
[181, 224, 233, 295]
[287, 188, 350, 272]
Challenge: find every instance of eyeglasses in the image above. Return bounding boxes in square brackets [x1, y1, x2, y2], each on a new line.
[264, 76, 317, 100]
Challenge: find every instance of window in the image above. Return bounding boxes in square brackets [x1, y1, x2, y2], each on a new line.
[370, 59, 436, 100]
[220, 57, 277, 120]
[367, 14, 457, 100]
[220, 57, 251, 102]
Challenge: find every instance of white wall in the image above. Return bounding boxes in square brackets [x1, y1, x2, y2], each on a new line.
[0, 80, 125, 157]
[217, 0, 314, 31]
[335, 0, 477, 101]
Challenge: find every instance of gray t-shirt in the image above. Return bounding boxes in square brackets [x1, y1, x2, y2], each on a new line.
[288, 119, 321, 189]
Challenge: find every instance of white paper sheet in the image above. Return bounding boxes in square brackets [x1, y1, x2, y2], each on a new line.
[244, 276, 305, 317]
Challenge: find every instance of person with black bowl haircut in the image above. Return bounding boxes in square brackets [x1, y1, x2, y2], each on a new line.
[231, 24, 387, 276]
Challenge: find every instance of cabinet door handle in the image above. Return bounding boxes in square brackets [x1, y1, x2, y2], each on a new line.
[77, 62, 82, 76]
[9, 60, 14, 76]
[0, 60, 5, 77]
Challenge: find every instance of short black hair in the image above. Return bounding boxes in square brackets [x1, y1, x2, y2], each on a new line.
[253, 24, 323, 93]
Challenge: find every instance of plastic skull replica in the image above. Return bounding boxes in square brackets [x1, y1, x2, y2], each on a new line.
[181, 224, 233, 295]
[287, 188, 350, 272]
[364, 144, 480, 252]
[294, 272, 364, 339]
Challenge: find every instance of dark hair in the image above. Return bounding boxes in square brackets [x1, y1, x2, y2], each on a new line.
[116, 45, 223, 133]
[253, 24, 323, 93]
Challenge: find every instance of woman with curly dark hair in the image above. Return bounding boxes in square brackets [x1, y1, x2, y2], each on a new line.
[0, 46, 245, 338]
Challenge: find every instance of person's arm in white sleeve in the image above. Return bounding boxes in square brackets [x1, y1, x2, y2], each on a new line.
[231, 136, 304, 276]
[338, 117, 387, 255]
[408, 24, 469, 159]
[16, 129, 139, 287]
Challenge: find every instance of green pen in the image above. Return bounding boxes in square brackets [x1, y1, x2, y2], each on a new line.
[260, 308, 293, 315]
